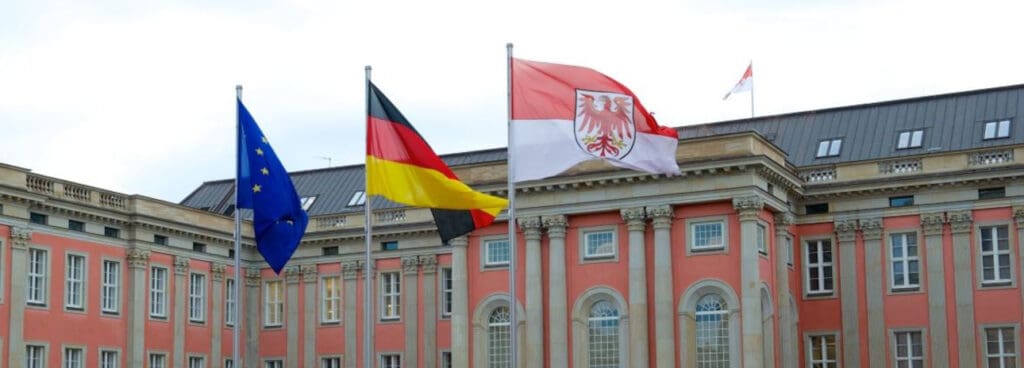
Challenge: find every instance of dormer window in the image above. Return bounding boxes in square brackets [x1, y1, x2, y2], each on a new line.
[300, 196, 317, 211]
[816, 138, 842, 158]
[897, 130, 924, 149]
[347, 191, 367, 207]
[984, 119, 1011, 140]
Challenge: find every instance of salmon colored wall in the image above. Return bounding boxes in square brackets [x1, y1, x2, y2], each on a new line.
[259, 268, 287, 358]
[972, 208, 1020, 366]
[315, 263, 344, 357]
[793, 222, 839, 368]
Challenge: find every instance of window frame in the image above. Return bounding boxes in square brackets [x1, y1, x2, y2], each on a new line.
[225, 278, 236, 326]
[300, 196, 318, 211]
[187, 355, 206, 368]
[481, 237, 510, 269]
[29, 212, 48, 225]
[27, 247, 49, 306]
[440, 267, 453, 318]
[347, 191, 366, 207]
[62, 346, 86, 368]
[149, 352, 168, 368]
[983, 119, 1012, 140]
[321, 275, 342, 324]
[888, 231, 922, 292]
[686, 216, 729, 254]
[98, 348, 120, 368]
[803, 237, 836, 298]
[26, 343, 47, 368]
[816, 138, 843, 158]
[805, 332, 840, 368]
[977, 223, 1014, 288]
[101, 259, 121, 314]
[264, 280, 284, 327]
[188, 272, 207, 323]
[320, 355, 342, 368]
[981, 324, 1020, 368]
[103, 226, 120, 238]
[153, 234, 168, 246]
[578, 226, 618, 262]
[756, 222, 768, 256]
[264, 359, 284, 368]
[380, 271, 401, 321]
[890, 329, 926, 368]
[379, 353, 402, 368]
[897, 129, 925, 149]
[64, 252, 87, 311]
[68, 219, 85, 232]
[149, 266, 168, 318]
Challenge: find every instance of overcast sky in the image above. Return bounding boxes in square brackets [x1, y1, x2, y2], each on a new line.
[2, 0, 1022, 203]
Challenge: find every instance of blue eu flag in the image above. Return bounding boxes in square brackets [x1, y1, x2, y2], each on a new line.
[236, 99, 309, 274]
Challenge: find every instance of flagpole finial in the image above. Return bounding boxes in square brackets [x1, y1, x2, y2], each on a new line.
[365, 65, 372, 72]
[235, 85, 242, 99]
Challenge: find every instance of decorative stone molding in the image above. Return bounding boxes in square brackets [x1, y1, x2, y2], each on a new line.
[211, 263, 227, 281]
[419, 255, 438, 274]
[542, 215, 568, 238]
[300, 264, 318, 283]
[921, 212, 946, 236]
[859, 218, 883, 240]
[449, 236, 469, 248]
[284, 266, 301, 284]
[774, 212, 795, 235]
[646, 204, 673, 229]
[732, 196, 764, 222]
[518, 216, 543, 241]
[174, 256, 191, 275]
[245, 268, 262, 286]
[342, 260, 364, 280]
[126, 248, 151, 269]
[11, 226, 32, 249]
[620, 207, 646, 231]
[1014, 207, 1024, 227]
[402, 256, 420, 275]
[834, 219, 858, 243]
[948, 210, 973, 234]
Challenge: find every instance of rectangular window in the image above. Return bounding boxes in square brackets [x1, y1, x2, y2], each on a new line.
[805, 239, 834, 296]
[816, 138, 842, 158]
[154, 235, 168, 245]
[64, 347, 84, 368]
[889, 195, 915, 208]
[101, 260, 121, 313]
[225, 359, 234, 368]
[100, 350, 118, 368]
[69, 220, 85, 232]
[189, 273, 206, 322]
[381, 241, 399, 251]
[890, 232, 921, 291]
[381, 354, 401, 368]
[347, 191, 367, 207]
[583, 229, 616, 258]
[27, 248, 48, 305]
[786, 237, 794, 266]
[322, 247, 338, 256]
[484, 239, 510, 267]
[265, 360, 283, 368]
[981, 225, 1012, 285]
[985, 327, 1017, 368]
[979, 187, 1006, 200]
[897, 130, 924, 149]
[228, 249, 235, 259]
[380, 272, 401, 320]
[150, 267, 168, 317]
[192, 242, 207, 253]
[984, 119, 1012, 140]
[27, 345, 45, 368]
[441, 268, 453, 317]
[265, 281, 283, 326]
[188, 356, 205, 368]
[691, 221, 725, 251]
[321, 276, 341, 323]
[149, 354, 167, 368]
[226, 279, 236, 326]
[894, 331, 924, 367]
[300, 196, 317, 211]
[805, 203, 829, 215]
[756, 224, 767, 255]
[65, 254, 85, 310]
[104, 227, 120, 238]
[321, 357, 341, 368]
[441, 352, 452, 368]
[808, 334, 838, 367]
[30, 212, 47, 225]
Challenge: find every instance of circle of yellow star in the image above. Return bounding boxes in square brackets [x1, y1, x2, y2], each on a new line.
[262, 136, 268, 143]
[261, 167, 270, 175]
[255, 148, 264, 156]
[252, 184, 262, 193]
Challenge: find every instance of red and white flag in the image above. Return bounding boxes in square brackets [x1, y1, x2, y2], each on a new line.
[723, 63, 753, 100]
[510, 58, 680, 182]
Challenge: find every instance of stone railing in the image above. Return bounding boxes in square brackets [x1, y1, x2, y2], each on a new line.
[800, 167, 837, 183]
[63, 184, 92, 201]
[26, 175, 55, 194]
[969, 149, 1014, 166]
[878, 159, 922, 175]
[375, 209, 406, 223]
[315, 215, 347, 229]
[99, 193, 127, 209]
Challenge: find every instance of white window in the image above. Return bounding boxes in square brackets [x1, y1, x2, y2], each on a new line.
[150, 267, 168, 317]
[808, 334, 838, 368]
[380, 272, 400, 320]
[484, 239, 510, 267]
[347, 191, 366, 206]
[188, 356, 205, 368]
[100, 350, 118, 368]
[27, 345, 45, 368]
[27, 248, 48, 305]
[756, 224, 767, 255]
[226, 279, 236, 326]
[321, 357, 341, 368]
[101, 260, 120, 313]
[695, 294, 730, 367]
[65, 254, 85, 309]
[64, 347, 84, 368]
[225, 359, 234, 368]
[583, 229, 616, 259]
[816, 138, 842, 158]
[691, 221, 725, 251]
[894, 331, 924, 368]
[265, 281, 283, 326]
[265, 361, 283, 368]
[440, 352, 452, 368]
[381, 355, 401, 368]
[981, 225, 1012, 285]
[300, 196, 317, 211]
[441, 268, 453, 317]
[189, 273, 206, 322]
[588, 300, 621, 367]
[890, 232, 921, 290]
[149, 354, 167, 368]
[488, 307, 511, 368]
[898, 130, 924, 149]
[805, 239, 834, 295]
[985, 327, 1018, 368]
[984, 119, 1012, 140]
[321, 276, 341, 323]
[785, 237, 794, 266]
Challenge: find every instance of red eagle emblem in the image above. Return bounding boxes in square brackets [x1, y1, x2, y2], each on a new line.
[574, 90, 636, 159]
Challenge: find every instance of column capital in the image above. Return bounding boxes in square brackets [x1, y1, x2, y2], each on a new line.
[245, 268, 263, 286]
[518, 216, 543, 241]
[948, 210, 973, 234]
[342, 260, 364, 280]
[834, 219, 858, 243]
[859, 218, 883, 241]
[449, 236, 469, 248]
[301, 264, 318, 283]
[11, 226, 32, 249]
[420, 255, 438, 274]
[732, 196, 764, 222]
[646, 205, 673, 229]
[1013, 207, 1024, 227]
[284, 266, 302, 284]
[921, 212, 946, 236]
[542, 215, 568, 238]
[174, 256, 190, 275]
[774, 212, 795, 228]
[211, 263, 227, 281]
[402, 256, 421, 275]
[126, 248, 151, 269]
[620, 207, 646, 231]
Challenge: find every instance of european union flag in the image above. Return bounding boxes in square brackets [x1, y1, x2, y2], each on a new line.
[237, 99, 309, 274]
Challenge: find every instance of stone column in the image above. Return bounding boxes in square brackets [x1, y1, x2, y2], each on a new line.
[734, 196, 765, 368]
[834, 219, 860, 368]
[621, 207, 650, 367]
[342, 260, 363, 368]
[420, 255, 439, 368]
[402, 256, 421, 368]
[773, 213, 797, 368]
[302, 265, 318, 368]
[450, 236, 470, 368]
[211, 263, 227, 367]
[647, 205, 675, 368]
[949, 210, 976, 368]
[518, 216, 544, 367]
[1016, 208, 1024, 331]
[542, 215, 569, 368]
[126, 247, 150, 367]
[173, 256, 190, 368]
[921, 212, 949, 368]
[285, 266, 301, 368]
[7, 227, 31, 368]
[246, 268, 263, 368]
[860, 218, 885, 368]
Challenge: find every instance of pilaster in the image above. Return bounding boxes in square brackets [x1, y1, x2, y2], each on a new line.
[773, 213, 797, 368]
[733, 196, 765, 368]
[7, 227, 30, 368]
[647, 205, 676, 368]
[126, 248, 151, 367]
[949, 210, 975, 368]
[285, 266, 301, 368]
[542, 215, 569, 368]
[1016, 208, 1024, 336]
[834, 219, 860, 368]
[420, 255, 438, 368]
[860, 217, 885, 368]
[621, 207, 649, 367]
[173, 256, 190, 368]
[211, 263, 227, 367]
[920, 212, 949, 368]
[245, 268, 263, 368]
[342, 260, 363, 368]
[450, 236, 470, 368]
[519, 216, 544, 368]
[402, 256, 420, 368]
[301, 264, 318, 368]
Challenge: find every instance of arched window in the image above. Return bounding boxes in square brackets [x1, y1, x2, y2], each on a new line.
[588, 300, 620, 368]
[488, 306, 511, 368]
[696, 293, 730, 368]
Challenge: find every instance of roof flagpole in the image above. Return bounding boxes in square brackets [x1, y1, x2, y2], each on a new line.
[505, 41, 519, 368]
[232, 84, 243, 368]
[363, 65, 375, 368]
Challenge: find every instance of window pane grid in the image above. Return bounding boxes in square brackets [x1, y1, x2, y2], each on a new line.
[265, 281, 283, 326]
[441, 268, 453, 316]
[895, 331, 924, 367]
[27, 345, 45, 368]
[189, 274, 206, 322]
[102, 261, 120, 313]
[891, 233, 920, 290]
[188, 357, 205, 368]
[809, 335, 838, 367]
[64, 347, 83, 368]
[150, 354, 166, 368]
[588, 300, 620, 368]
[321, 357, 341, 368]
[488, 306, 511, 368]
[692, 222, 724, 250]
[226, 279, 236, 325]
[806, 240, 834, 294]
[322, 277, 341, 322]
[585, 231, 615, 258]
[695, 294, 729, 368]
[100, 351, 118, 368]
[380, 355, 401, 368]
[28, 249, 47, 304]
[486, 240, 510, 266]
[756, 224, 767, 254]
[981, 226, 1012, 284]
[150, 267, 167, 317]
[986, 327, 1017, 368]
[66, 254, 84, 308]
[381, 273, 400, 320]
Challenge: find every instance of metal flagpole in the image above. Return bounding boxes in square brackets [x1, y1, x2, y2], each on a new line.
[363, 65, 375, 368]
[233, 85, 243, 368]
[505, 42, 519, 368]
[750, 61, 755, 118]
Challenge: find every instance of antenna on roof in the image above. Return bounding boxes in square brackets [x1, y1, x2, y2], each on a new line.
[316, 156, 333, 168]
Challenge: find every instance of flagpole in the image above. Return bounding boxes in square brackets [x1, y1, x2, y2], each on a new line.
[363, 65, 375, 368]
[232, 84, 243, 368]
[749, 60, 755, 118]
[505, 42, 519, 368]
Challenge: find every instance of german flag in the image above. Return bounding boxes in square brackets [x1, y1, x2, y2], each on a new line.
[366, 82, 508, 243]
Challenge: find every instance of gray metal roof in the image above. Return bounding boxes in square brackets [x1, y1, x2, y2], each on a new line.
[181, 83, 1024, 215]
